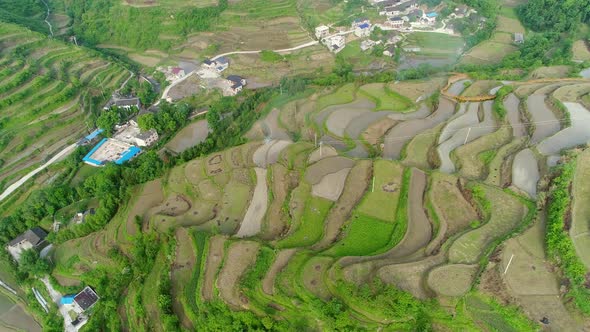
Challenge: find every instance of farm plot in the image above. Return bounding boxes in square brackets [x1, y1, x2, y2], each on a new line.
[344, 111, 392, 139]
[427, 172, 479, 254]
[201, 235, 227, 301]
[388, 77, 447, 102]
[383, 97, 456, 159]
[313, 160, 372, 251]
[308, 145, 338, 164]
[427, 264, 478, 297]
[511, 149, 539, 198]
[217, 241, 260, 308]
[262, 248, 297, 295]
[448, 186, 527, 264]
[447, 79, 472, 96]
[324, 99, 375, 137]
[260, 164, 292, 240]
[126, 179, 164, 236]
[358, 83, 413, 112]
[253, 139, 292, 168]
[552, 83, 590, 102]
[304, 156, 355, 185]
[526, 95, 562, 143]
[403, 122, 445, 169]
[437, 103, 481, 173]
[316, 83, 357, 111]
[301, 256, 333, 300]
[572, 149, 590, 269]
[171, 228, 197, 330]
[165, 120, 210, 154]
[377, 252, 446, 299]
[356, 160, 403, 222]
[236, 168, 268, 238]
[455, 125, 512, 179]
[537, 102, 590, 156]
[504, 93, 526, 137]
[312, 168, 351, 201]
[485, 138, 526, 187]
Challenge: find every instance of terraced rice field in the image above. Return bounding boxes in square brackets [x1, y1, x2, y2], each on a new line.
[50, 76, 590, 330]
[0, 21, 127, 186]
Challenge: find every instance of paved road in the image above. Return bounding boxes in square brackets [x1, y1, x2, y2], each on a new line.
[0, 143, 77, 202]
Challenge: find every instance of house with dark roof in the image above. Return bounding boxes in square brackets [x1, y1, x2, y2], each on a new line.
[226, 75, 247, 95]
[73, 286, 99, 313]
[351, 18, 370, 29]
[387, 16, 404, 29]
[215, 57, 230, 72]
[135, 129, 158, 147]
[103, 97, 141, 111]
[514, 33, 524, 44]
[7, 227, 48, 261]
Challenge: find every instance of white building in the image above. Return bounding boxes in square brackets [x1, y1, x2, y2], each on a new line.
[135, 129, 158, 147]
[326, 35, 346, 53]
[226, 75, 247, 96]
[354, 23, 372, 38]
[315, 25, 330, 39]
[386, 17, 404, 29]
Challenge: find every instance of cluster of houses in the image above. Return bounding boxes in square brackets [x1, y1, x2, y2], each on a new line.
[315, 25, 346, 54]
[102, 94, 141, 111]
[198, 57, 248, 96]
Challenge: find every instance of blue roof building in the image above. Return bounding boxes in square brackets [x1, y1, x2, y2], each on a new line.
[426, 12, 438, 18]
[359, 23, 370, 29]
[61, 295, 76, 305]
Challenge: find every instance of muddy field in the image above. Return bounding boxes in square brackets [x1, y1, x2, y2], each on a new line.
[304, 156, 355, 184]
[526, 95, 561, 143]
[537, 102, 590, 156]
[166, 120, 209, 154]
[378, 252, 446, 299]
[308, 146, 338, 164]
[312, 168, 351, 201]
[383, 98, 456, 159]
[262, 249, 297, 295]
[324, 99, 374, 137]
[512, 148, 539, 198]
[504, 93, 526, 137]
[572, 149, 590, 269]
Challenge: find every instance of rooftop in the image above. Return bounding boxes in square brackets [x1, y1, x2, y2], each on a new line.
[74, 286, 99, 311]
[216, 57, 229, 64]
[426, 12, 438, 17]
[359, 23, 370, 29]
[136, 129, 157, 141]
[8, 227, 47, 247]
[227, 75, 244, 83]
[83, 138, 142, 167]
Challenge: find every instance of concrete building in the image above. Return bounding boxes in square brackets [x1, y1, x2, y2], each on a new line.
[103, 97, 141, 111]
[7, 227, 47, 261]
[135, 129, 158, 147]
[360, 39, 376, 51]
[315, 25, 330, 39]
[215, 57, 229, 72]
[73, 287, 99, 313]
[226, 75, 247, 95]
[354, 23, 372, 38]
[325, 35, 346, 53]
[387, 16, 404, 29]
[514, 33, 524, 44]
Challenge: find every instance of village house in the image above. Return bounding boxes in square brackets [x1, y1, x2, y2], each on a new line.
[135, 129, 159, 147]
[424, 12, 438, 24]
[7, 227, 47, 261]
[103, 96, 141, 111]
[354, 22, 371, 38]
[380, 0, 417, 17]
[514, 33, 524, 44]
[72, 209, 95, 225]
[215, 57, 229, 72]
[62, 286, 99, 314]
[315, 25, 330, 39]
[323, 35, 346, 53]
[360, 39, 376, 51]
[383, 45, 397, 57]
[351, 18, 370, 29]
[386, 16, 404, 29]
[226, 75, 247, 95]
[170, 67, 185, 80]
[403, 46, 421, 52]
[202, 58, 216, 69]
[452, 5, 473, 18]
[386, 34, 403, 45]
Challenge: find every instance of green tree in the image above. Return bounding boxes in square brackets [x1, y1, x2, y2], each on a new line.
[137, 113, 157, 131]
[96, 109, 121, 136]
[17, 249, 50, 279]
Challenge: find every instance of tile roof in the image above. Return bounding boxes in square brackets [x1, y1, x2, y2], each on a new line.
[8, 227, 47, 247]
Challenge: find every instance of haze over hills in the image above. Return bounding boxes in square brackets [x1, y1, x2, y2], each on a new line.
[0, 0, 590, 331]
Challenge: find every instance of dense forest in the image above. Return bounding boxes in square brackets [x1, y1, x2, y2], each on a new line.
[517, 0, 590, 32]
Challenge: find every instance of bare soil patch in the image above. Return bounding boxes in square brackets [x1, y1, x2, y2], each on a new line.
[325, 99, 374, 137]
[512, 148, 539, 198]
[127, 179, 164, 236]
[308, 145, 338, 164]
[302, 256, 333, 300]
[260, 164, 295, 240]
[312, 167, 351, 201]
[304, 156, 355, 185]
[166, 120, 209, 154]
[217, 241, 260, 308]
[154, 194, 191, 216]
[388, 77, 446, 101]
[345, 111, 392, 139]
[363, 117, 397, 146]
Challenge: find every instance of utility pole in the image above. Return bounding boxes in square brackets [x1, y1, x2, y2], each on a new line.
[463, 127, 471, 145]
[319, 141, 323, 157]
[371, 176, 375, 192]
[314, 133, 317, 147]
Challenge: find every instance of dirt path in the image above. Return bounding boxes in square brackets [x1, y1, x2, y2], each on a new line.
[40, 0, 54, 37]
[236, 168, 268, 238]
[211, 40, 319, 60]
